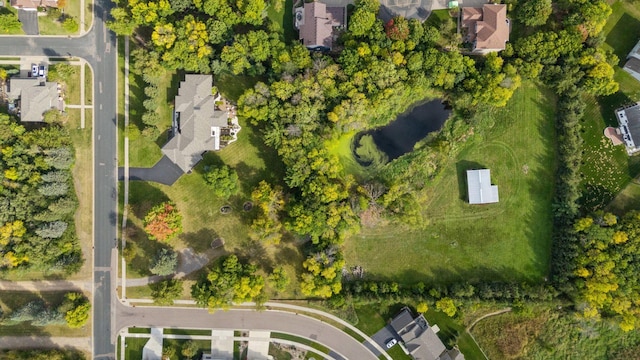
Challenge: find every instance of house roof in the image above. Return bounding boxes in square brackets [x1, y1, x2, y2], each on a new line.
[298, 1, 345, 49]
[161, 75, 228, 173]
[462, 4, 509, 51]
[7, 78, 59, 122]
[10, 0, 57, 9]
[616, 103, 640, 152]
[466, 169, 499, 204]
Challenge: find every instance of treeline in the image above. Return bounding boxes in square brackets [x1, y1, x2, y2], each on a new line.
[0, 292, 90, 329]
[0, 114, 82, 274]
[0, 350, 85, 360]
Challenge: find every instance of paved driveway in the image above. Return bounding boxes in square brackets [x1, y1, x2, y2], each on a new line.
[365, 325, 397, 355]
[119, 155, 184, 185]
[17, 10, 38, 35]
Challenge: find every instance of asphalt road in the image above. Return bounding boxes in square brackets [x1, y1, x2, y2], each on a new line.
[115, 304, 378, 360]
[0, 2, 118, 358]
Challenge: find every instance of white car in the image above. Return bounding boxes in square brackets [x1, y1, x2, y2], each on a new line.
[31, 64, 37, 77]
[38, 65, 46, 77]
[386, 339, 397, 349]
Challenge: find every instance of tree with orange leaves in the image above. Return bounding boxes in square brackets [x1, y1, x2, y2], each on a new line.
[144, 201, 183, 241]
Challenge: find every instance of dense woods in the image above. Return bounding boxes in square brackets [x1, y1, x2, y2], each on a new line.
[0, 114, 81, 274]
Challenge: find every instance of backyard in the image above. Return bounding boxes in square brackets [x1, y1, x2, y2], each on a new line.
[579, 0, 640, 210]
[343, 82, 557, 284]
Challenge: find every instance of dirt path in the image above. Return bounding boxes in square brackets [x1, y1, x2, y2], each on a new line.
[467, 307, 512, 332]
[0, 336, 91, 351]
[0, 280, 92, 292]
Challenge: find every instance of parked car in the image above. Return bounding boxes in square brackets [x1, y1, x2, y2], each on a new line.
[31, 64, 37, 77]
[386, 339, 397, 349]
[38, 65, 46, 77]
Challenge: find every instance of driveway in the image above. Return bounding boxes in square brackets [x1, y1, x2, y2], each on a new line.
[119, 155, 184, 185]
[17, 10, 38, 35]
[366, 325, 397, 355]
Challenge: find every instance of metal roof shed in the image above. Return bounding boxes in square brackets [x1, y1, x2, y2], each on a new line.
[466, 169, 499, 204]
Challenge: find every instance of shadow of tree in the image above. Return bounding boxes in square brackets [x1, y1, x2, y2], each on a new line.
[128, 181, 171, 219]
[455, 160, 486, 202]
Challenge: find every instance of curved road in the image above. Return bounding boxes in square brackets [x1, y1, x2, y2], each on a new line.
[0, 3, 384, 360]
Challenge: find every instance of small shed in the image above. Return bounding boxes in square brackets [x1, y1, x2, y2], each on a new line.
[466, 169, 499, 204]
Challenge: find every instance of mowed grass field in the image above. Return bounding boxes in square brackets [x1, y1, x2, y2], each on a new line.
[579, 0, 640, 210]
[343, 82, 556, 284]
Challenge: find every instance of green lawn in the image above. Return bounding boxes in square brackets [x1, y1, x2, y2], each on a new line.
[266, 0, 295, 43]
[471, 306, 640, 359]
[579, 1, 640, 210]
[124, 337, 148, 360]
[85, 64, 92, 105]
[344, 82, 556, 285]
[606, 181, 640, 215]
[162, 339, 211, 360]
[0, 6, 24, 35]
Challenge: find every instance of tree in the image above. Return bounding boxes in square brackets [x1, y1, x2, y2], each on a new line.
[150, 279, 184, 305]
[268, 266, 290, 293]
[416, 302, 428, 314]
[63, 17, 79, 33]
[191, 255, 265, 311]
[181, 340, 199, 358]
[144, 202, 183, 241]
[435, 298, 457, 317]
[203, 165, 239, 198]
[385, 17, 409, 41]
[0, 14, 22, 34]
[250, 181, 285, 244]
[35, 221, 68, 238]
[59, 292, 90, 328]
[516, 0, 552, 26]
[149, 248, 178, 276]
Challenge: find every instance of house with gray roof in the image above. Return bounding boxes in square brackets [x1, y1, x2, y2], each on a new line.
[294, 1, 346, 50]
[161, 74, 239, 173]
[615, 102, 640, 155]
[624, 40, 640, 82]
[390, 308, 465, 360]
[7, 77, 60, 123]
[466, 169, 499, 204]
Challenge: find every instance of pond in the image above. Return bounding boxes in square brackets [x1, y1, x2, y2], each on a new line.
[353, 99, 451, 166]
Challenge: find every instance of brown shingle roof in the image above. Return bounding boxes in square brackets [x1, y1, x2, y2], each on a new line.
[298, 1, 345, 49]
[10, 0, 57, 9]
[462, 4, 509, 52]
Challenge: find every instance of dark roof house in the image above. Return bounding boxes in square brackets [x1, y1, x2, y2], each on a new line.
[466, 169, 499, 204]
[7, 78, 60, 123]
[623, 40, 640, 82]
[161, 75, 236, 173]
[390, 308, 465, 360]
[461, 4, 509, 54]
[615, 102, 640, 155]
[295, 1, 346, 50]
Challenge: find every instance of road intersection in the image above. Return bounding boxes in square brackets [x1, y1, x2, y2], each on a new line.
[0, 2, 388, 359]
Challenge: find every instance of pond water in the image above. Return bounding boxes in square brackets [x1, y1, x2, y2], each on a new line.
[354, 99, 451, 164]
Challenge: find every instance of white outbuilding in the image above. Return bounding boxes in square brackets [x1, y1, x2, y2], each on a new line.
[466, 169, 499, 204]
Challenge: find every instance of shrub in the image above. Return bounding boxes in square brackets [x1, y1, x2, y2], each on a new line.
[149, 248, 178, 276]
[203, 165, 239, 198]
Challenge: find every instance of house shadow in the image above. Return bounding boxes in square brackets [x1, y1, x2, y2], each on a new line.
[455, 160, 485, 202]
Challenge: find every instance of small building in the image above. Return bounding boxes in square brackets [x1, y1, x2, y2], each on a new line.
[378, 0, 431, 23]
[161, 74, 240, 173]
[295, 1, 346, 50]
[615, 103, 640, 155]
[461, 4, 510, 54]
[390, 307, 465, 360]
[10, 0, 57, 9]
[7, 77, 60, 123]
[466, 169, 499, 204]
[623, 40, 640, 82]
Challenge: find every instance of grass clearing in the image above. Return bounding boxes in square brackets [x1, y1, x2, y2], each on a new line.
[471, 307, 640, 359]
[85, 63, 92, 105]
[59, 64, 82, 105]
[344, 82, 556, 285]
[606, 180, 640, 214]
[266, 0, 295, 43]
[163, 328, 211, 336]
[124, 337, 148, 360]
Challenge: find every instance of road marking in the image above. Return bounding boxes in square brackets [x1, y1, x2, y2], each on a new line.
[100, 162, 105, 166]
[100, 104, 103, 110]
[98, 135, 101, 140]
[99, 81, 102, 93]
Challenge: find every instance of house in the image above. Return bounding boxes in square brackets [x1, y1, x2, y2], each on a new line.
[390, 307, 465, 360]
[7, 77, 60, 122]
[614, 102, 640, 155]
[466, 169, 499, 204]
[378, 0, 431, 23]
[295, 1, 346, 50]
[461, 4, 510, 54]
[161, 74, 239, 173]
[623, 40, 640, 82]
[10, 0, 58, 10]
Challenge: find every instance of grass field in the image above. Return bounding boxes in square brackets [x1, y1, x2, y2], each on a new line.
[343, 82, 556, 285]
[472, 306, 640, 359]
[579, 1, 640, 210]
